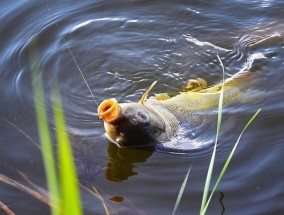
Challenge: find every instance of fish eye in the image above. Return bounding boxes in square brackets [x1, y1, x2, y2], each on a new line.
[137, 112, 148, 121]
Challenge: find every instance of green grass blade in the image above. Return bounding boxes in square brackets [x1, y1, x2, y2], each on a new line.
[201, 108, 261, 215]
[52, 86, 83, 215]
[200, 55, 225, 214]
[172, 164, 192, 215]
[29, 41, 60, 215]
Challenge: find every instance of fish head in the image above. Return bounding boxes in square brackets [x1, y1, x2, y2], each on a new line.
[98, 98, 165, 147]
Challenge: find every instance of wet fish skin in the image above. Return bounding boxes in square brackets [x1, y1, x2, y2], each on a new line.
[98, 69, 255, 147]
[100, 102, 170, 146]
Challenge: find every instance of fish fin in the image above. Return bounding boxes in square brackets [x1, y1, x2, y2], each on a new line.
[139, 81, 157, 104]
[155, 93, 170, 101]
[197, 78, 207, 88]
[186, 78, 207, 92]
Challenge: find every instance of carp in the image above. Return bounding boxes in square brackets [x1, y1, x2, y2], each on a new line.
[98, 69, 255, 148]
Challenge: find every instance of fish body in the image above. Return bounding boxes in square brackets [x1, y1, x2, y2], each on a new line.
[98, 69, 255, 148]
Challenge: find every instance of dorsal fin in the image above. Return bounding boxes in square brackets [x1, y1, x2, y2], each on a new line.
[139, 81, 157, 104]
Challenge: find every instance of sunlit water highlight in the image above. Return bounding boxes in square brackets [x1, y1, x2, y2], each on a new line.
[1, 1, 284, 214]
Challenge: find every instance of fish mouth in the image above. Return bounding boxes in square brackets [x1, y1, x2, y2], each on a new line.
[98, 98, 121, 123]
[98, 98, 125, 144]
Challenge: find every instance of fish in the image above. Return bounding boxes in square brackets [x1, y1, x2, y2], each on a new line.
[97, 69, 256, 148]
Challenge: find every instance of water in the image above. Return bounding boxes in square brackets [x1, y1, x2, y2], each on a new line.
[1, 0, 284, 214]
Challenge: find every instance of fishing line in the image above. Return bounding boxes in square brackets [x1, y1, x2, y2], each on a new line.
[44, 0, 99, 107]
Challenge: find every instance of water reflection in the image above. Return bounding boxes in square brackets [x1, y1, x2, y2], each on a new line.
[105, 142, 153, 182]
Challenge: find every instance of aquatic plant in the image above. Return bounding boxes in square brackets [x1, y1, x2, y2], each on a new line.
[52, 86, 83, 215]
[200, 56, 261, 215]
[30, 42, 60, 215]
[30, 41, 82, 215]
[200, 108, 261, 215]
[172, 164, 192, 215]
[172, 56, 261, 215]
[200, 55, 226, 213]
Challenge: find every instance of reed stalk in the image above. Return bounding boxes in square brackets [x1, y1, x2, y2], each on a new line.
[173, 55, 261, 215]
[30, 40, 82, 215]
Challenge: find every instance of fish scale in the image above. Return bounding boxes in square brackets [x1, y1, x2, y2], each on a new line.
[98, 69, 256, 147]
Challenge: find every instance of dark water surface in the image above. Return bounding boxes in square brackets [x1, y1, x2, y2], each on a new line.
[1, 0, 284, 214]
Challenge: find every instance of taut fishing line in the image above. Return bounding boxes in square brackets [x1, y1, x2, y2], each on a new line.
[44, 0, 99, 107]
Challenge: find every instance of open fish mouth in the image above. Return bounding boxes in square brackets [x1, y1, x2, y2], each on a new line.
[98, 98, 121, 123]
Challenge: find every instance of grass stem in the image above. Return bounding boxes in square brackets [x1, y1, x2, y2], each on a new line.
[172, 164, 192, 215]
[200, 55, 225, 214]
[30, 41, 60, 215]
